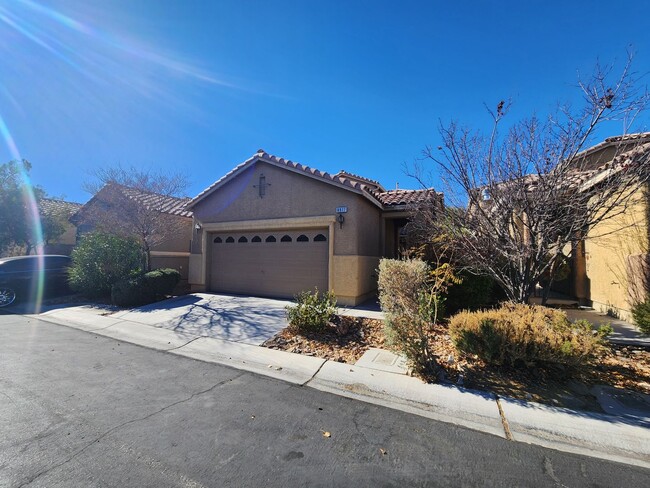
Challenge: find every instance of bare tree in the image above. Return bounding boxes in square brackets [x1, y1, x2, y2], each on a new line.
[77, 166, 191, 271]
[410, 53, 650, 305]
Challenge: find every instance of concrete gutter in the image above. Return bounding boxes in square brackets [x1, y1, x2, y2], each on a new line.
[36, 306, 650, 469]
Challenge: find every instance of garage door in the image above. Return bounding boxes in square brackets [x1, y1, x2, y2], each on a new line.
[210, 229, 329, 298]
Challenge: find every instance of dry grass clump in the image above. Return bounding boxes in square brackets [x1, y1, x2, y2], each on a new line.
[449, 303, 611, 371]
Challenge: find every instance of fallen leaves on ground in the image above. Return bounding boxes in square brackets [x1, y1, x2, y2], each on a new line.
[262, 315, 650, 412]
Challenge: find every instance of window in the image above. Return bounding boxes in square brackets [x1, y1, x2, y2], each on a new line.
[314, 234, 327, 242]
[265, 235, 276, 243]
[280, 235, 292, 242]
[213, 237, 222, 243]
[251, 236, 262, 242]
[238, 236, 248, 243]
[225, 236, 235, 243]
[297, 234, 308, 242]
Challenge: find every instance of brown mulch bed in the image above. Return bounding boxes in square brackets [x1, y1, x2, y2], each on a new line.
[262, 316, 650, 412]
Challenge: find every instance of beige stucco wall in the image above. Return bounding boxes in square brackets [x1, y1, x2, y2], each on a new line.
[192, 161, 382, 257]
[331, 255, 380, 305]
[189, 161, 384, 303]
[150, 217, 193, 253]
[584, 188, 648, 320]
[150, 255, 190, 280]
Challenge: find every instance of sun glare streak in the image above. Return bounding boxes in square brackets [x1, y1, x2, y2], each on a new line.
[0, 112, 45, 312]
[0, 5, 89, 75]
[13, 0, 234, 88]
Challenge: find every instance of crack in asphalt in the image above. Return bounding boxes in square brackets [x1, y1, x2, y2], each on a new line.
[15, 372, 245, 488]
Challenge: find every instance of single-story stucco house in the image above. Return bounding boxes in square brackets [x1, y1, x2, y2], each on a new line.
[70, 183, 194, 281]
[39, 197, 83, 255]
[186, 150, 440, 306]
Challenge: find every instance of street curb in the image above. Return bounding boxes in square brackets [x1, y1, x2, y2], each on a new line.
[499, 397, 650, 469]
[172, 337, 326, 385]
[33, 309, 650, 469]
[306, 360, 505, 438]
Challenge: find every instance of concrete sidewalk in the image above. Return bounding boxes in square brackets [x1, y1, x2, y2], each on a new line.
[33, 304, 650, 469]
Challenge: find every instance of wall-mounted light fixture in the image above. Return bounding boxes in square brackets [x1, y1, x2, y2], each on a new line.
[337, 213, 345, 229]
[195, 223, 202, 231]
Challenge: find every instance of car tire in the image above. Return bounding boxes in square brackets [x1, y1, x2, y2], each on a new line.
[0, 287, 17, 307]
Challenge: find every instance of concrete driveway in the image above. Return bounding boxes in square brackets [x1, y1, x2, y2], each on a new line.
[111, 293, 291, 345]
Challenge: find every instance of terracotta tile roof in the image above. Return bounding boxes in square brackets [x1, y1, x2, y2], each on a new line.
[375, 189, 440, 207]
[72, 183, 193, 221]
[573, 132, 650, 161]
[333, 171, 385, 191]
[188, 149, 440, 211]
[39, 198, 83, 216]
[116, 185, 193, 217]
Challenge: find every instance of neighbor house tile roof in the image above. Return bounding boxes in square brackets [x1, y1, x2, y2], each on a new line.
[71, 183, 193, 224]
[188, 149, 439, 211]
[117, 185, 193, 217]
[39, 198, 83, 216]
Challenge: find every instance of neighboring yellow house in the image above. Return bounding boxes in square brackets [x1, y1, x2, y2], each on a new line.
[562, 133, 650, 321]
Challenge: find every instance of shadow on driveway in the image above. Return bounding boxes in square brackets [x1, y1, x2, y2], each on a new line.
[112, 293, 291, 345]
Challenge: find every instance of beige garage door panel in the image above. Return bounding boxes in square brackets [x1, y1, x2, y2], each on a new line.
[210, 230, 329, 298]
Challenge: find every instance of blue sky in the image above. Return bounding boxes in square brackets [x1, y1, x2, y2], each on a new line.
[1, 0, 648, 203]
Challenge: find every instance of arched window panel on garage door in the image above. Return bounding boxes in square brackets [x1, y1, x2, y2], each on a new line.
[213, 237, 222, 243]
[280, 235, 292, 242]
[314, 234, 327, 242]
[265, 235, 276, 243]
[297, 234, 308, 242]
[252, 236, 262, 242]
[225, 236, 235, 243]
[238, 236, 248, 243]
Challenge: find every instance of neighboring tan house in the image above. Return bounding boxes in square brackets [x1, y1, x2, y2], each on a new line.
[560, 133, 650, 321]
[70, 183, 194, 281]
[186, 150, 440, 306]
[38, 198, 83, 255]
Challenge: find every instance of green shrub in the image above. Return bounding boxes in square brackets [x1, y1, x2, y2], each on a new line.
[632, 299, 650, 334]
[111, 275, 153, 307]
[444, 272, 495, 315]
[144, 268, 181, 297]
[286, 289, 337, 334]
[449, 303, 611, 371]
[69, 232, 142, 298]
[111, 268, 181, 307]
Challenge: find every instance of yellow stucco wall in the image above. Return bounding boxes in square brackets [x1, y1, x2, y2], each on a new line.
[584, 189, 648, 320]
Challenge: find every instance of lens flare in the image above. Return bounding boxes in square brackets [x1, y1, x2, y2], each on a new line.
[0, 113, 44, 311]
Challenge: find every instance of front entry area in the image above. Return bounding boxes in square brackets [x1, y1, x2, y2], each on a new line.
[209, 229, 329, 299]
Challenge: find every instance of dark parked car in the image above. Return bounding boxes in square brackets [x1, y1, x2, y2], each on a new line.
[0, 255, 72, 307]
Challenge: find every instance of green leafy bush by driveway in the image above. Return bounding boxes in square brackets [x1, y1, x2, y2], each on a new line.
[111, 268, 180, 307]
[286, 289, 337, 334]
[449, 303, 611, 371]
[631, 299, 650, 334]
[69, 232, 142, 298]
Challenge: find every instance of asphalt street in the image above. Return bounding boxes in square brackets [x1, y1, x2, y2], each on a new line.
[1, 313, 649, 487]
